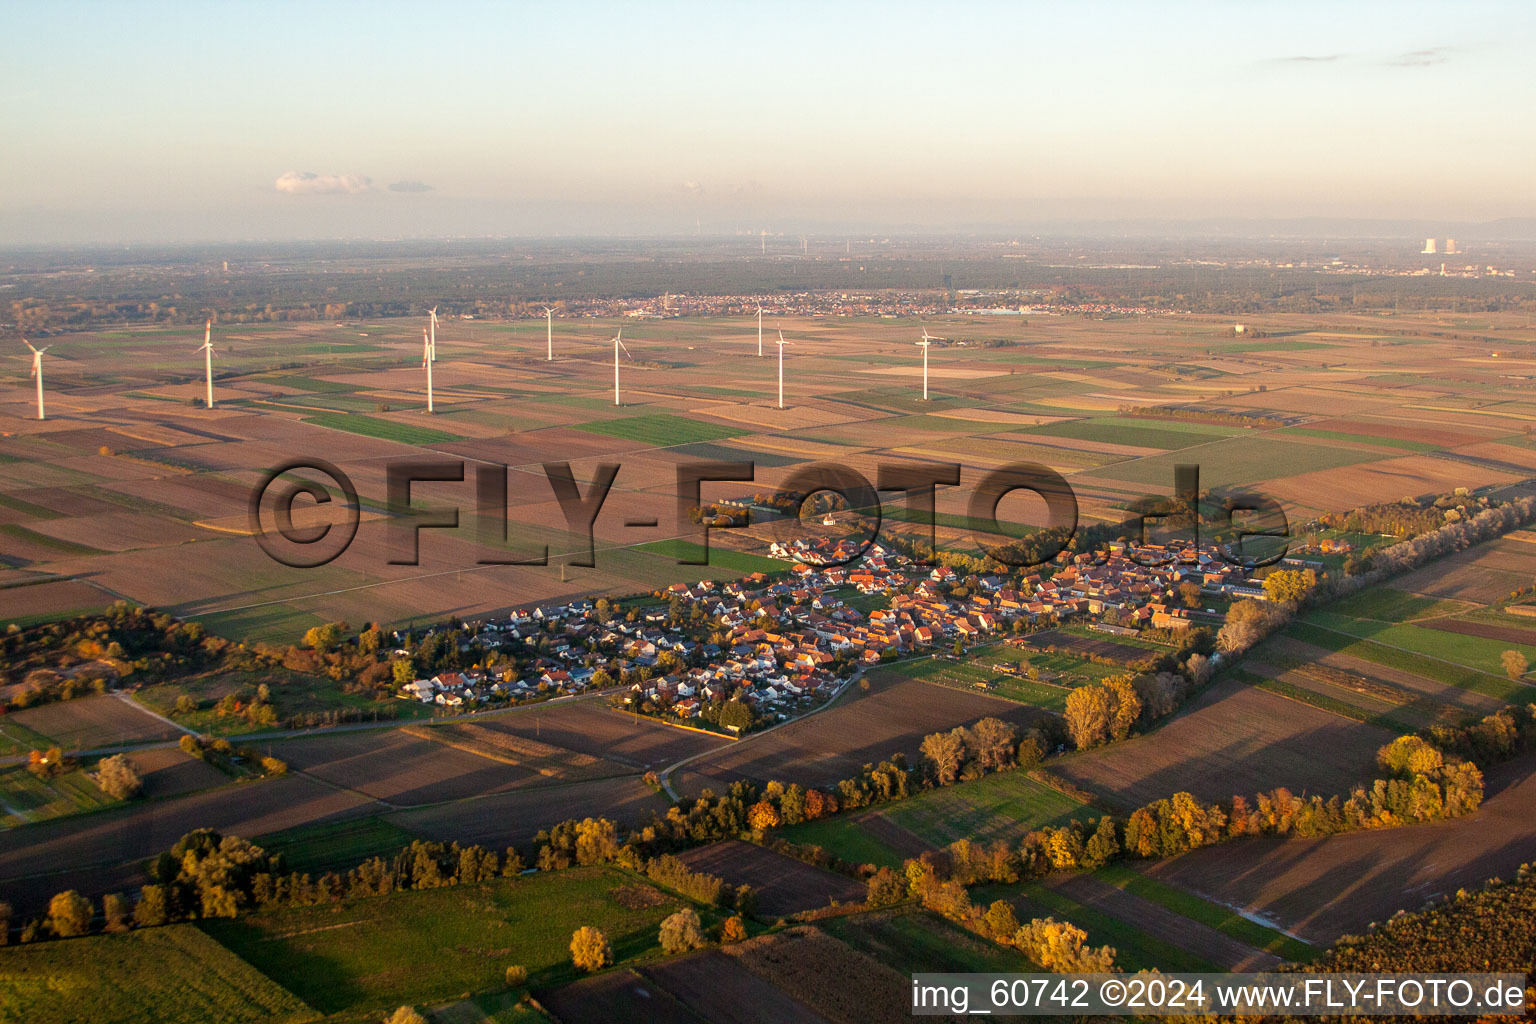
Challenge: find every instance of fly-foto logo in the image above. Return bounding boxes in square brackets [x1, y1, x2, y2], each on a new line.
[248, 459, 1290, 570]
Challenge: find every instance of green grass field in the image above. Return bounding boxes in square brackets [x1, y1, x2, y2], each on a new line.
[1277, 427, 1439, 453]
[779, 815, 907, 869]
[820, 910, 1022, 973]
[889, 647, 1113, 710]
[0, 924, 316, 1024]
[908, 657, 1074, 710]
[300, 411, 466, 445]
[1017, 415, 1239, 451]
[1302, 609, 1536, 677]
[253, 816, 421, 875]
[880, 770, 1095, 849]
[975, 881, 1219, 973]
[1284, 621, 1536, 704]
[196, 605, 331, 646]
[781, 770, 1093, 868]
[1324, 587, 1471, 622]
[1094, 435, 1389, 487]
[201, 865, 685, 1018]
[1093, 864, 1316, 962]
[631, 538, 789, 575]
[252, 374, 357, 394]
[574, 413, 747, 446]
[0, 719, 57, 758]
[0, 525, 106, 557]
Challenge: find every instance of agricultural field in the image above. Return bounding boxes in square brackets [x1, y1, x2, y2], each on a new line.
[466, 699, 732, 771]
[384, 774, 670, 851]
[9, 294, 1536, 1003]
[1017, 628, 1164, 665]
[9, 310, 1536, 649]
[884, 647, 1099, 711]
[6, 693, 183, 749]
[1046, 675, 1396, 811]
[673, 673, 1051, 793]
[0, 924, 316, 1024]
[780, 770, 1094, 866]
[0, 773, 377, 916]
[0, 763, 117, 827]
[1146, 750, 1536, 944]
[675, 840, 865, 916]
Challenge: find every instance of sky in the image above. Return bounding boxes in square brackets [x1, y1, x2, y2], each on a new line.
[3, 0, 1534, 243]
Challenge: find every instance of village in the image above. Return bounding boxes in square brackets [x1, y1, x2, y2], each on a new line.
[393, 535, 1311, 734]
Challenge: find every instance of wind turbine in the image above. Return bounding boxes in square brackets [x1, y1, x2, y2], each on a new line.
[22, 340, 50, 420]
[428, 307, 438, 361]
[916, 329, 934, 401]
[756, 305, 763, 357]
[196, 321, 216, 409]
[775, 329, 792, 410]
[611, 328, 631, 406]
[422, 328, 435, 412]
[544, 307, 555, 361]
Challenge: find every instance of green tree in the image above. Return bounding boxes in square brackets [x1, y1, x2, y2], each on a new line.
[102, 892, 133, 932]
[302, 621, 344, 653]
[1501, 649, 1527, 680]
[133, 885, 170, 927]
[46, 890, 93, 938]
[93, 754, 144, 800]
[570, 926, 612, 971]
[1261, 568, 1318, 606]
[658, 908, 705, 954]
[719, 699, 754, 732]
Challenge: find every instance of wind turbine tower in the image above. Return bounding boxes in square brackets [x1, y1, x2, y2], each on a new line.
[544, 307, 555, 361]
[428, 307, 439, 361]
[197, 321, 216, 409]
[916, 329, 934, 401]
[776, 330, 792, 409]
[756, 305, 764, 357]
[612, 329, 631, 406]
[22, 340, 50, 420]
[422, 328, 435, 412]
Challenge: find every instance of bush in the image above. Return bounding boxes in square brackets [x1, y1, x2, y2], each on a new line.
[178, 734, 204, 759]
[721, 915, 748, 943]
[866, 866, 907, 907]
[658, 908, 705, 955]
[384, 1008, 428, 1024]
[570, 926, 612, 972]
[260, 756, 289, 776]
[504, 964, 527, 987]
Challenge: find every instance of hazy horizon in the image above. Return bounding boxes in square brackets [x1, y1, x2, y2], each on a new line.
[6, 0, 1534, 244]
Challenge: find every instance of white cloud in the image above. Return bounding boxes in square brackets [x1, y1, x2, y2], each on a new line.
[274, 171, 373, 195]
